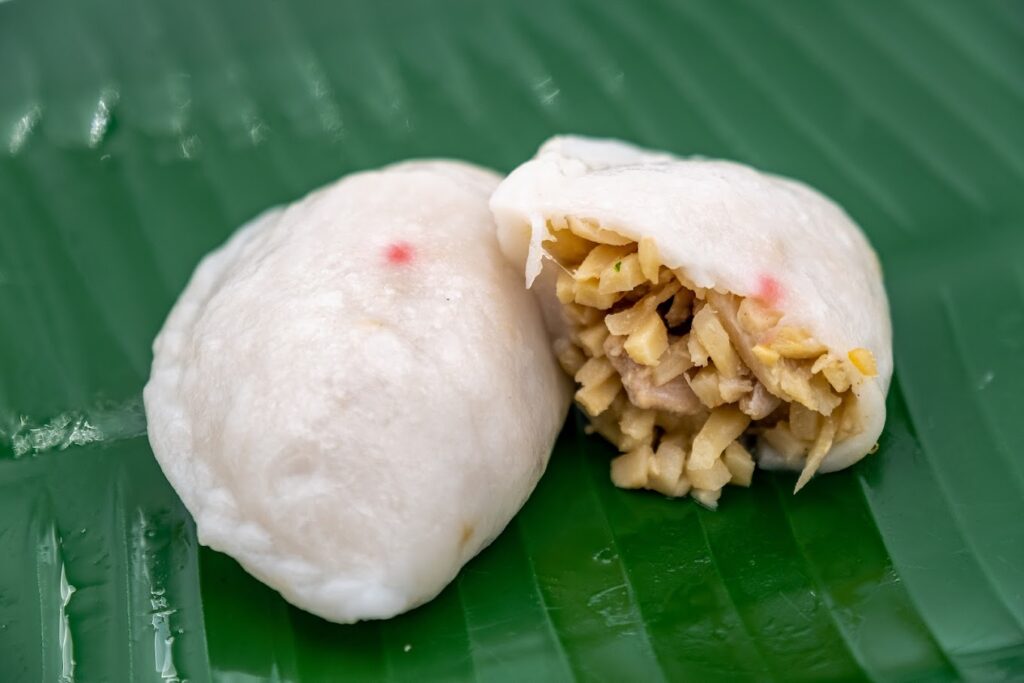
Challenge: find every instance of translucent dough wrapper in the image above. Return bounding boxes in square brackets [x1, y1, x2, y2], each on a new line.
[144, 161, 569, 623]
[491, 136, 892, 501]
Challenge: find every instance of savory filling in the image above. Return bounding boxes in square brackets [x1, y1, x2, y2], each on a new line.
[546, 216, 878, 508]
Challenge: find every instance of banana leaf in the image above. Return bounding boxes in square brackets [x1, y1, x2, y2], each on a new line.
[1, 0, 1023, 680]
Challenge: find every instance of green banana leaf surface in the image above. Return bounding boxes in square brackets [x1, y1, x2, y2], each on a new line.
[2, 0, 1024, 680]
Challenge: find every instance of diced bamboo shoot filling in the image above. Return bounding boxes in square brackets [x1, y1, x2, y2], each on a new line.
[546, 218, 876, 504]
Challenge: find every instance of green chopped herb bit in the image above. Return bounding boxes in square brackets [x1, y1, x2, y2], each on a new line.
[614, 261, 622, 272]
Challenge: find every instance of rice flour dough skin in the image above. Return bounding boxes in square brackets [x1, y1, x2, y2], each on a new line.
[144, 160, 569, 623]
[490, 136, 892, 496]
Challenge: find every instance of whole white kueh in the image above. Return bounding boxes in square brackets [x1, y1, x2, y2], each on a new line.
[490, 136, 892, 485]
[144, 160, 569, 623]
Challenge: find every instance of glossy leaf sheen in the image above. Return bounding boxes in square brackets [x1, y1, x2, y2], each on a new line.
[1, 0, 1023, 680]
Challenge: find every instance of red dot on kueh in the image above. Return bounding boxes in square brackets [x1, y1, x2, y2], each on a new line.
[385, 241, 415, 265]
[757, 274, 782, 305]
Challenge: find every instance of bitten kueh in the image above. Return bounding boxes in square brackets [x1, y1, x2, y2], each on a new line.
[490, 136, 893, 509]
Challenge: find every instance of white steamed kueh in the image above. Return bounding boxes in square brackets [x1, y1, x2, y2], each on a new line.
[144, 160, 569, 623]
[491, 136, 892, 490]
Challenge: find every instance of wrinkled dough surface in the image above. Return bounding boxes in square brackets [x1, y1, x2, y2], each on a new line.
[491, 136, 892, 474]
[144, 160, 569, 623]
